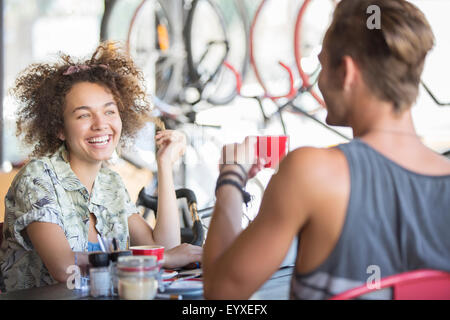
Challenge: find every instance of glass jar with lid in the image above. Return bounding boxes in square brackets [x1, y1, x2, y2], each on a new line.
[117, 255, 159, 300]
[109, 250, 132, 296]
[88, 252, 111, 298]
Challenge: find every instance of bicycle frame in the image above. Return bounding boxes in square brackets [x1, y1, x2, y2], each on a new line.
[421, 81, 450, 107]
[294, 0, 450, 109]
[224, 61, 351, 141]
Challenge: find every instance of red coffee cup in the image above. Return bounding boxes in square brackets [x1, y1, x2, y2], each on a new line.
[255, 136, 289, 169]
[129, 245, 165, 263]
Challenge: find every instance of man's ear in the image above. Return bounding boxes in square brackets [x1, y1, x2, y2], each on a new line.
[341, 56, 359, 92]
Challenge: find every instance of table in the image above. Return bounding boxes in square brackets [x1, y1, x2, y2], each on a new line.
[0, 267, 293, 300]
[250, 266, 292, 300]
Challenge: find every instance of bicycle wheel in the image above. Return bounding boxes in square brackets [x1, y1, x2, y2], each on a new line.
[207, 0, 250, 105]
[101, 0, 179, 104]
[100, 0, 141, 42]
[294, 0, 337, 108]
[250, 0, 299, 100]
[127, 0, 178, 103]
[184, 0, 246, 106]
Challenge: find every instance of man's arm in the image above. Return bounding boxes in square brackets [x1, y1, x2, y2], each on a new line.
[203, 146, 330, 299]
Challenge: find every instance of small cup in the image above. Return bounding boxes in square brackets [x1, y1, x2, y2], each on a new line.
[129, 245, 165, 264]
[255, 135, 289, 169]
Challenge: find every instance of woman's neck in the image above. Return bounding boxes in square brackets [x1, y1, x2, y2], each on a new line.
[68, 157, 102, 194]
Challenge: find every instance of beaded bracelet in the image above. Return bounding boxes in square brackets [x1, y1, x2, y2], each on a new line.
[215, 178, 251, 206]
[221, 163, 248, 182]
[218, 171, 246, 185]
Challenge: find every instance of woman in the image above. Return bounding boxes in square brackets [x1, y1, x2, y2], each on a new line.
[0, 41, 202, 292]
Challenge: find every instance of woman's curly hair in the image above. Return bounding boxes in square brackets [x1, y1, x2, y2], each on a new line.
[11, 41, 163, 158]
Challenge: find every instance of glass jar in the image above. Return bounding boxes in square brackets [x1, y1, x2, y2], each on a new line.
[88, 252, 111, 298]
[109, 250, 132, 296]
[117, 255, 159, 300]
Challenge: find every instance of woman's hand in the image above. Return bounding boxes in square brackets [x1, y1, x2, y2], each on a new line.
[155, 130, 187, 168]
[163, 243, 203, 269]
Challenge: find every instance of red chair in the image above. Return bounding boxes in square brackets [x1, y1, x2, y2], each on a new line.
[0, 222, 2, 293]
[330, 269, 450, 300]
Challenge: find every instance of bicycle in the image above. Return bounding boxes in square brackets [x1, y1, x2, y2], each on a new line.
[250, 0, 447, 138]
[105, 0, 449, 233]
[136, 187, 206, 246]
[100, 0, 253, 230]
[100, 0, 249, 107]
[296, 0, 450, 106]
[247, 0, 347, 140]
[225, 0, 347, 141]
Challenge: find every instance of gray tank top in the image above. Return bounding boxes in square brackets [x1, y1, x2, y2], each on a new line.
[290, 139, 450, 299]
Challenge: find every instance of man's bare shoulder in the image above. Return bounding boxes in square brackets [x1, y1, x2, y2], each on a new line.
[264, 144, 350, 221]
[280, 145, 348, 178]
[275, 145, 350, 199]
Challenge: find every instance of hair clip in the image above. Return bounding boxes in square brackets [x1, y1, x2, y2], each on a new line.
[63, 64, 108, 76]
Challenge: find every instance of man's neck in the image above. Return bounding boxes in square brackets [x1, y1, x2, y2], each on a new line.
[350, 99, 418, 139]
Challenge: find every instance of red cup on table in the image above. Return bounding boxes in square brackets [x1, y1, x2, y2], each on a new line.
[129, 245, 165, 265]
[255, 135, 289, 169]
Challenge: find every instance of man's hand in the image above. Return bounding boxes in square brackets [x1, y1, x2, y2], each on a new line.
[219, 136, 265, 180]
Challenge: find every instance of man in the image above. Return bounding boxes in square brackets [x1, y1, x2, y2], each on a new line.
[203, 0, 450, 299]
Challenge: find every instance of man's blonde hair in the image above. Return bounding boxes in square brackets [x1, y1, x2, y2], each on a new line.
[325, 0, 434, 112]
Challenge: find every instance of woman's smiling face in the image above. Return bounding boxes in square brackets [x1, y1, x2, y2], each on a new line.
[59, 81, 122, 166]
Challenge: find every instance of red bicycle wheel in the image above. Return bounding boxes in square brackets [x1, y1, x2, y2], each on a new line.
[249, 0, 269, 97]
[294, 0, 337, 108]
[250, 0, 298, 101]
